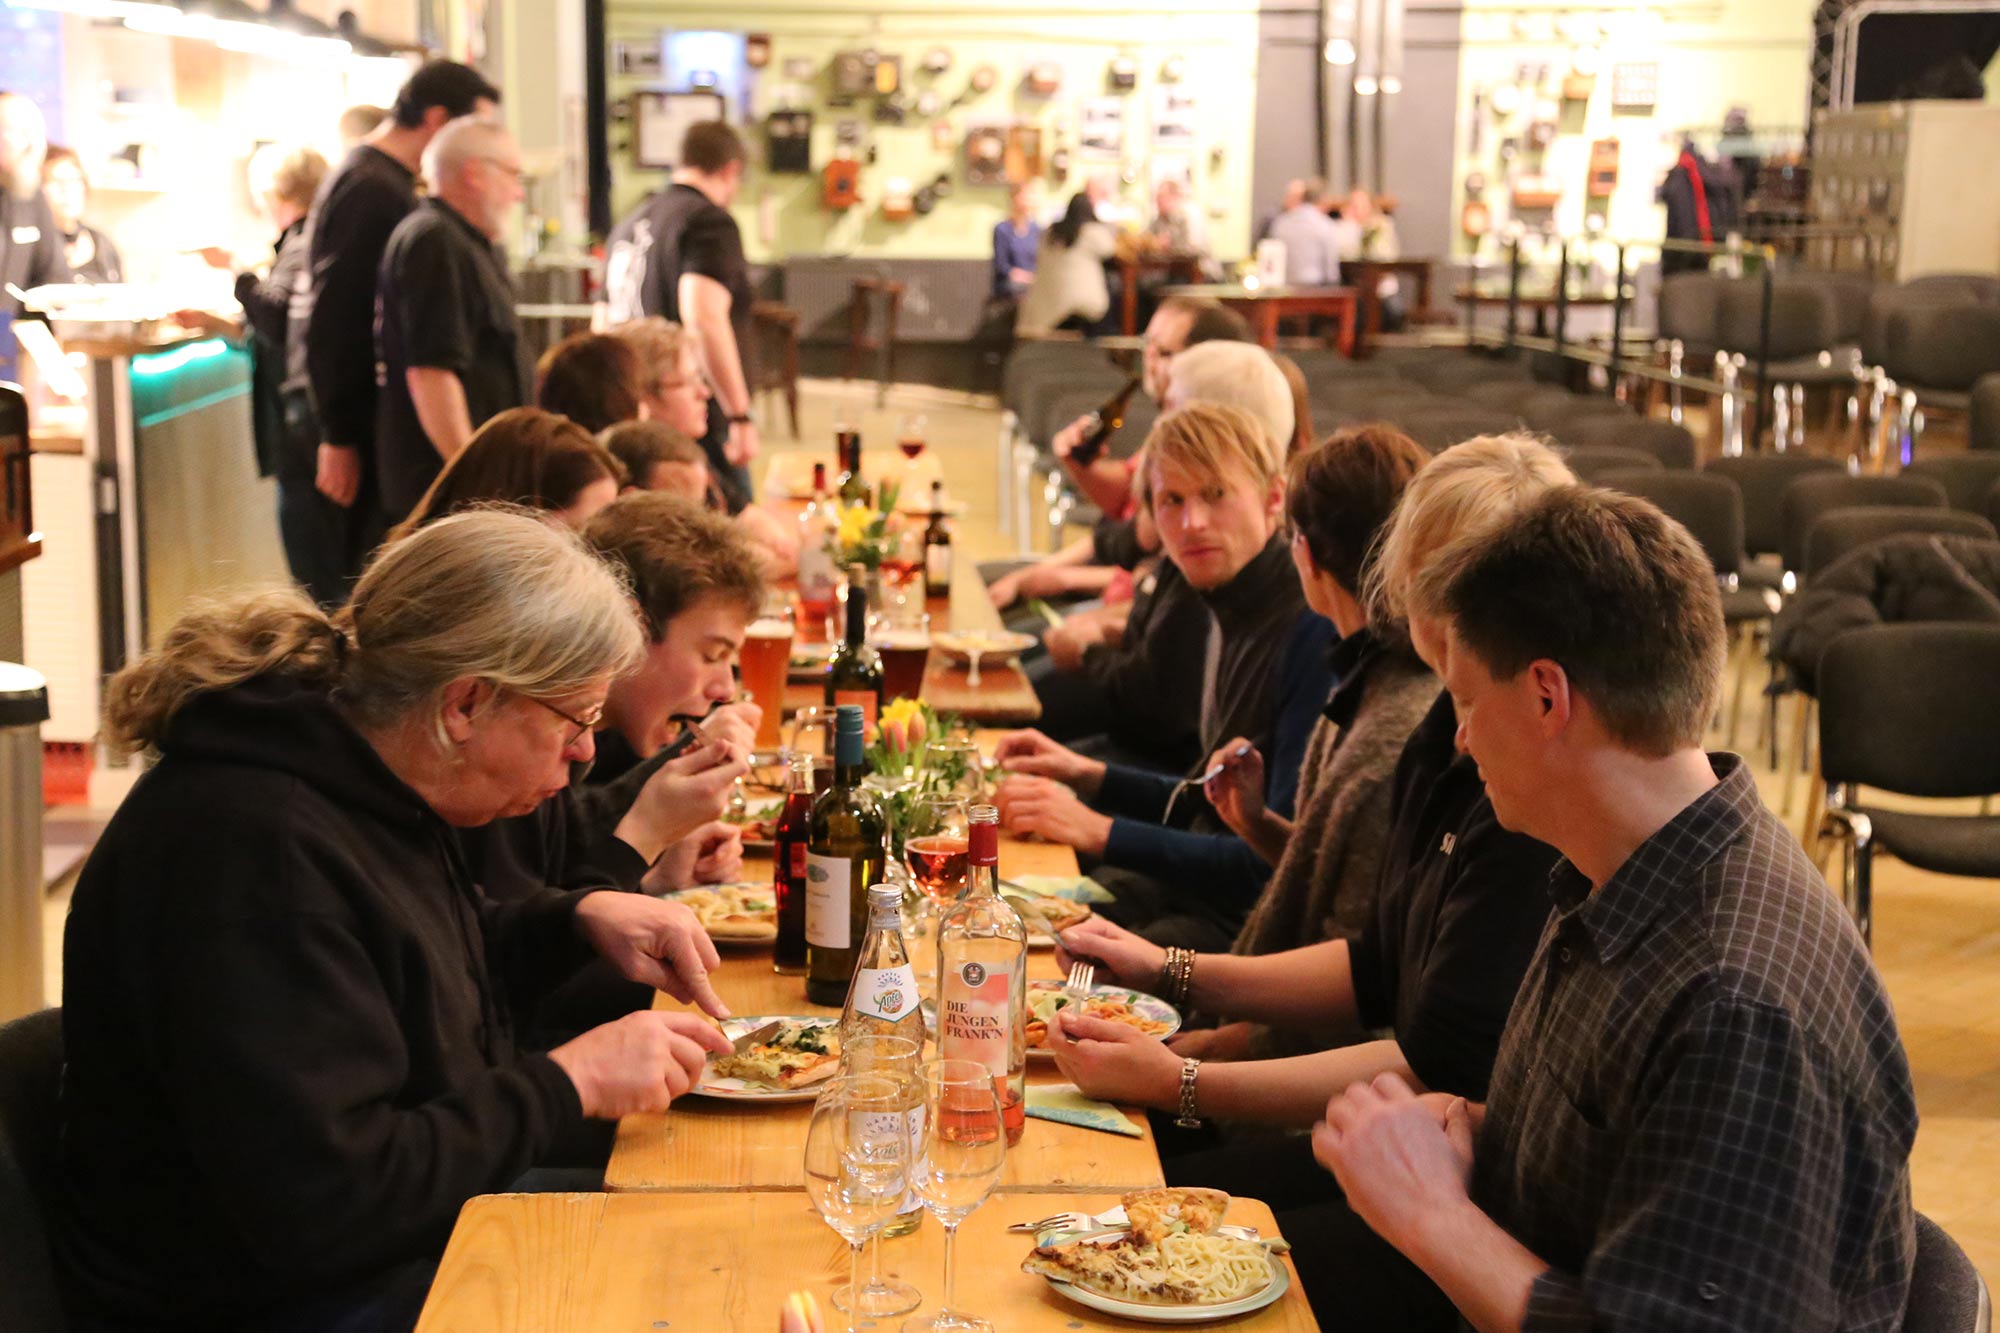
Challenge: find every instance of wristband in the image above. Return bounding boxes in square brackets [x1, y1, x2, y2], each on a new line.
[1176, 1057, 1203, 1128]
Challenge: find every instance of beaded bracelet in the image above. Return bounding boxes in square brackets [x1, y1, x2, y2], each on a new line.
[1157, 946, 1196, 1009]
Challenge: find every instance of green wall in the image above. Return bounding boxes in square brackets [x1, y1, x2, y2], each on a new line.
[604, 0, 1263, 262]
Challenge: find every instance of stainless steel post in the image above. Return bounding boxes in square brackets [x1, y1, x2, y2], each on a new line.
[0, 663, 49, 1024]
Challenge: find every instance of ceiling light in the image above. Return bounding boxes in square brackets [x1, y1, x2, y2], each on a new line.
[1354, 75, 1379, 96]
[1323, 38, 1356, 66]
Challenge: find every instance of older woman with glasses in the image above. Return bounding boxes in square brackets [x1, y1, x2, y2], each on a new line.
[57, 509, 736, 1333]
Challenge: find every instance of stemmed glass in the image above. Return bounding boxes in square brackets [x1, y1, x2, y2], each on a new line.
[835, 1037, 924, 1320]
[805, 1074, 911, 1333]
[900, 1059, 1007, 1333]
[920, 737, 986, 802]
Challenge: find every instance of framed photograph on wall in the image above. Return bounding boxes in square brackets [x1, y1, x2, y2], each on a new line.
[633, 90, 727, 169]
[1154, 88, 1197, 148]
[1080, 97, 1124, 158]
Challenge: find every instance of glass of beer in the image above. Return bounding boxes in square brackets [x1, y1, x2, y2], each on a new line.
[740, 604, 795, 752]
[876, 614, 931, 704]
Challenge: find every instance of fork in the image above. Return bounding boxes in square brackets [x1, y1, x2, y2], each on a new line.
[1065, 959, 1095, 1001]
[1006, 1210, 1095, 1235]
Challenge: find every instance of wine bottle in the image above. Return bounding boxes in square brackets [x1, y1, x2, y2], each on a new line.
[772, 752, 815, 975]
[823, 570, 883, 731]
[935, 805, 1028, 1145]
[797, 467, 839, 639]
[841, 882, 927, 1237]
[805, 705, 887, 1006]
[1068, 375, 1143, 467]
[835, 426, 871, 506]
[923, 480, 953, 599]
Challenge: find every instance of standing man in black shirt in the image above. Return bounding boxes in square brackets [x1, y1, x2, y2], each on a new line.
[602, 121, 758, 512]
[372, 118, 531, 524]
[1316, 486, 1917, 1332]
[287, 60, 499, 587]
[0, 92, 71, 352]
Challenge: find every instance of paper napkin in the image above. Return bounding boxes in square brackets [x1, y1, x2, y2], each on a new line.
[1025, 1083, 1144, 1137]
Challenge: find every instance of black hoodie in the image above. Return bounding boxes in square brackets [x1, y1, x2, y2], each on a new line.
[56, 675, 592, 1327]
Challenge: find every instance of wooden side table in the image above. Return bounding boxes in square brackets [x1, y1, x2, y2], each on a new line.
[844, 276, 906, 406]
[749, 301, 801, 439]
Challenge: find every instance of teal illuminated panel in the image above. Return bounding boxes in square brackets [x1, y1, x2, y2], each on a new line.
[129, 339, 253, 431]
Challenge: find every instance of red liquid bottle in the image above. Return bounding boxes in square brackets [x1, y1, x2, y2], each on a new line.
[772, 753, 815, 975]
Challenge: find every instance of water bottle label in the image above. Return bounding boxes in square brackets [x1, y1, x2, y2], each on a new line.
[805, 853, 851, 948]
[852, 965, 917, 1022]
[939, 960, 1013, 1077]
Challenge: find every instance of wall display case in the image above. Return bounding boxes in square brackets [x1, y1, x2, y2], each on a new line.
[634, 90, 726, 168]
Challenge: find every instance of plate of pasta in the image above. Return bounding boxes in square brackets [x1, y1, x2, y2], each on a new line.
[1022, 1188, 1288, 1320]
[1024, 981, 1179, 1057]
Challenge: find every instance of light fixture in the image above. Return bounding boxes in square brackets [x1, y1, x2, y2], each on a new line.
[1323, 38, 1356, 66]
[8, 0, 185, 22]
[262, 0, 351, 57]
[1354, 75, 1379, 96]
[1380, 74, 1403, 95]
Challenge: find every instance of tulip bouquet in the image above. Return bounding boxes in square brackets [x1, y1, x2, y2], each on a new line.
[863, 698, 968, 857]
[832, 480, 902, 570]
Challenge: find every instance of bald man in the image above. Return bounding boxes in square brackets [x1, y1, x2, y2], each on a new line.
[369, 117, 531, 521]
[0, 92, 71, 325]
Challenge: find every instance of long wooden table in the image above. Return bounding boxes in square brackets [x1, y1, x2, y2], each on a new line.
[605, 828, 1162, 1195]
[415, 1193, 1317, 1332]
[1162, 282, 1360, 355]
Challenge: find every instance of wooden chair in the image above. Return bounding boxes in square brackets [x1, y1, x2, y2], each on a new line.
[749, 301, 801, 440]
[844, 277, 907, 406]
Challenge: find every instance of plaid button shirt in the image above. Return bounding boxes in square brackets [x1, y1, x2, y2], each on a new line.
[1472, 754, 1917, 1331]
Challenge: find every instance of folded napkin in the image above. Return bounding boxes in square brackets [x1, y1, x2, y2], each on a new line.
[1025, 1083, 1144, 1137]
[1006, 873, 1115, 905]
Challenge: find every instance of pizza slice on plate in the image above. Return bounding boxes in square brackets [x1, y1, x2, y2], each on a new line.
[1021, 1234, 1204, 1306]
[709, 1022, 843, 1089]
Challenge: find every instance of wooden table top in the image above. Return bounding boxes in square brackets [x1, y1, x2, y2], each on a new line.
[606, 829, 1163, 1195]
[1163, 282, 1357, 304]
[416, 1192, 1317, 1333]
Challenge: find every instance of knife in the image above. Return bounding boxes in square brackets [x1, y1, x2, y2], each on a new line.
[730, 1020, 785, 1055]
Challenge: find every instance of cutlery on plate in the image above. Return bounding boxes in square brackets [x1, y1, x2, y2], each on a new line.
[729, 1019, 784, 1055]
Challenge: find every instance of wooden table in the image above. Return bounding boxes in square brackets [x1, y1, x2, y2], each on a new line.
[1118, 250, 1208, 336]
[1161, 283, 1359, 355]
[415, 1192, 1316, 1333]
[605, 828, 1162, 1195]
[1345, 258, 1437, 359]
[1455, 287, 1620, 340]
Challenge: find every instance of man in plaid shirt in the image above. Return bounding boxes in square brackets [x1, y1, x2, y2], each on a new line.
[1315, 486, 1917, 1331]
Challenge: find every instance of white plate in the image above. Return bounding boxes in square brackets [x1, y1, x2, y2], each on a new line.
[931, 629, 1037, 662]
[661, 883, 778, 948]
[1034, 1228, 1291, 1323]
[1026, 983, 1181, 1060]
[688, 1016, 841, 1103]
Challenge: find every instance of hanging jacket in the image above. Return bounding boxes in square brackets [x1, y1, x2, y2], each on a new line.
[1773, 534, 2000, 694]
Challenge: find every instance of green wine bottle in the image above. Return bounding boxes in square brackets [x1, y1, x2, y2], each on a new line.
[805, 704, 888, 1006]
[823, 570, 884, 731]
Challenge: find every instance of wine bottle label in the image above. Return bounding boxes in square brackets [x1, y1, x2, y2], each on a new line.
[805, 853, 852, 948]
[851, 965, 917, 1022]
[925, 543, 952, 585]
[833, 688, 879, 730]
[939, 959, 1014, 1077]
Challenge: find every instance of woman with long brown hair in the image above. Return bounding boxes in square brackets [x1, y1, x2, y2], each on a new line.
[390, 406, 625, 540]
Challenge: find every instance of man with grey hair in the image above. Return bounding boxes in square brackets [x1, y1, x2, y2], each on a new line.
[371, 116, 530, 522]
[0, 91, 71, 331]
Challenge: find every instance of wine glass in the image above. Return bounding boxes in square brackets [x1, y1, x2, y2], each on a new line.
[904, 796, 970, 907]
[835, 1037, 924, 1320]
[897, 413, 928, 462]
[806, 1074, 912, 1333]
[900, 1059, 1006, 1333]
[920, 737, 986, 802]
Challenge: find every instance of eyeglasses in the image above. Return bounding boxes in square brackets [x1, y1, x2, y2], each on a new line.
[523, 693, 605, 746]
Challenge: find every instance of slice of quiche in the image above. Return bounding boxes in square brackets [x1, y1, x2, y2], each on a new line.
[1020, 1234, 1204, 1306]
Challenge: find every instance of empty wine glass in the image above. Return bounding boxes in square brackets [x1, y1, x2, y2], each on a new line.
[920, 737, 985, 802]
[805, 1074, 911, 1333]
[899, 1059, 1006, 1333]
[835, 1037, 924, 1320]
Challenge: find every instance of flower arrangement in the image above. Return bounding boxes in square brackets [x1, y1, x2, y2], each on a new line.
[867, 696, 933, 777]
[832, 480, 901, 569]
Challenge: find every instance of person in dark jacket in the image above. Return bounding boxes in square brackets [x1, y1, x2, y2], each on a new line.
[1773, 532, 2000, 694]
[994, 403, 1336, 948]
[182, 144, 343, 604]
[1045, 433, 1576, 1327]
[57, 510, 735, 1333]
[289, 60, 499, 574]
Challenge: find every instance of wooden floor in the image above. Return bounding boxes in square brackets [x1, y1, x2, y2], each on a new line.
[38, 373, 2000, 1287]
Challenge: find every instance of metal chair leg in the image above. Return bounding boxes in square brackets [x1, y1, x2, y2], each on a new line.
[1897, 389, 1919, 467]
[1667, 339, 1686, 426]
[1781, 689, 1809, 813]
[1011, 443, 1039, 555]
[996, 413, 1017, 542]
[1821, 802, 1875, 949]
[1725, 621, 1753, 748]
[1041, 469, 1068, 553]
[1789, 383, 1806, 451]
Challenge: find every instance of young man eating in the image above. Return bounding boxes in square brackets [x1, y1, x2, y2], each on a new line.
[1315, 485, 1917, 1331]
